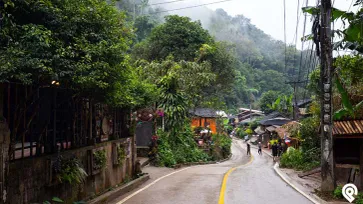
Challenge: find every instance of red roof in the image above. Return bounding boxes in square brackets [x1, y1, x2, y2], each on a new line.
[333, 120, 363, 136]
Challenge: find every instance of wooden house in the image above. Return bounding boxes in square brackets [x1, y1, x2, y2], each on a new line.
[333, 119, 363, 189]
[189, 108, 219, 134]
[237, 108, 264, 124]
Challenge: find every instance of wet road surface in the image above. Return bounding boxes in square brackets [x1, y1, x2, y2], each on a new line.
[225, 144, 312, 204]
[112, 139, 312, 204]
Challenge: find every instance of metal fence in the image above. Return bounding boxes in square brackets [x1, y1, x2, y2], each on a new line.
[1, 83, 130, 160]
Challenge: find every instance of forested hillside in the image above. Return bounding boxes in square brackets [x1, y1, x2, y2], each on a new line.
[119, 0, 318, 112]
[1, 0, 317, 113]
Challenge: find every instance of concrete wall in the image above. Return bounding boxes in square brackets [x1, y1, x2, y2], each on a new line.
[7, 137, 135, 204]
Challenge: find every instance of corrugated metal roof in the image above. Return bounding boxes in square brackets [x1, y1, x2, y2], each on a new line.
[259, 111, 289, 124]
[189, 108, 218, 118]
[333, 120, 363, 136]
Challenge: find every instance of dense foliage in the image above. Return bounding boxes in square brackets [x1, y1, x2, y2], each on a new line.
[211, 134, 232, 159]
[154, 124, 211, 167]
[259, 90, 280, 114]
[0, 0, 155, 108]
[280, 147, 320, 171]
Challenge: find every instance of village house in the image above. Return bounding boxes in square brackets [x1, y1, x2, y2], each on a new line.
[256, 111, 291, 146]
[189, 108, 220, 134]
[237, 108, 264, 125]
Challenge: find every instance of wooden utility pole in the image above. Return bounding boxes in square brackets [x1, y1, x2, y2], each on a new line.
[320, 0, 336, 191]
[285, 80, 307, 120]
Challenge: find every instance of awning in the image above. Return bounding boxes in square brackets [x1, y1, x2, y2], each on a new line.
[266, 126, 277, 132]
[254, 126, 265, 135]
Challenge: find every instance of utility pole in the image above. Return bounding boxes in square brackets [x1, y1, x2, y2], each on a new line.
[320, 0, 336, 192]
[285, 80, 307, 120]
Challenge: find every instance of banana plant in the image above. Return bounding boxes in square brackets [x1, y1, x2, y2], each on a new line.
[333, 77, 363, 120]
[268, 97, 282, 112]
[267, 94, 293, 114]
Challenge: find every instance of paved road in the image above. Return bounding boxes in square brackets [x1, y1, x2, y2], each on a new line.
[112, 139, 312, 204]
[225, 145, 311, 204]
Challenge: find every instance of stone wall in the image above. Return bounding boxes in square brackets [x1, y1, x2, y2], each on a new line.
[7, 137, 135, 204]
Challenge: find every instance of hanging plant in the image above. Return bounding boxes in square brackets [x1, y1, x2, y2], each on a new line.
[93, 149, 107, 170]
[53, 156, 88, 184]
[117, 144, 126, 166]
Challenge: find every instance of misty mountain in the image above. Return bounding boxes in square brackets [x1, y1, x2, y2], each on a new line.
[125, 0, 317, 109]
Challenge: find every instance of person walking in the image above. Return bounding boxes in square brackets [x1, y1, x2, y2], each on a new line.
[258, 142, 262, 155]
[272, 143, 277, 161]
[247, 143, 251, 156]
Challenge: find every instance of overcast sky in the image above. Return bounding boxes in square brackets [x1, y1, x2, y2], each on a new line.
[149, 0, 358, 50]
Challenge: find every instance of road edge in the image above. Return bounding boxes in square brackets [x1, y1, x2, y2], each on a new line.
[115, 167, 192, 203]
[238, 137, 327, 204]
[87, 174, 150, 204]
[174, 153, 232, 169]
[273, 163, 327, 204]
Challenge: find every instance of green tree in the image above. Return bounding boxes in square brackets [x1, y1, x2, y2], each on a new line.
[256, 70, 293, 94]
[259, 90, 280, 114]
[134, 15, 214, 61]
[136, 56, 216, 107]
[134, 16, 158, 43]
[0, 0, 151, 107]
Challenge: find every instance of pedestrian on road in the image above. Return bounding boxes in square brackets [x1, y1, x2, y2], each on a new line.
[258, 142, 262, 155]
[247, 143, 251, 156]
[272, 143, 277, 161]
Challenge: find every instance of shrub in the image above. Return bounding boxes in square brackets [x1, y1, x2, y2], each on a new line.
[236, 128, 247, 138]
[245, 128, 253, 135]
[55, 157, 88, 184]
[333, 186, 343, 199]
[224, 125, 234, 134]
[117, 145, 126, 166]
[300, 117, 320, 157]
[155, 132, 176, 167]
[356, 193, 363, 204]
[212, 134, 232, 158]
[249, 120, 260, 130]
[155, 124, 210, 167]
[93, 149, 107, 170]
[280, 147, 319, 171]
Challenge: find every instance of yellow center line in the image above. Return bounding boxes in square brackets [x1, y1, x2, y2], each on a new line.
[218, 155, 254, 204]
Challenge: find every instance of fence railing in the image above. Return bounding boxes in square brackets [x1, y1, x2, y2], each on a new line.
[1, 83, 130, 160]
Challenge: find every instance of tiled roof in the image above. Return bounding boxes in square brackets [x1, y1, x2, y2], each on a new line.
[259, 111, 289, 124]
[333, 120, 363, 136]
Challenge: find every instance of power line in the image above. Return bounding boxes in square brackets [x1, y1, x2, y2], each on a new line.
[149, 0, 189, 6]
[147, 0, 236, 14]
[283, 0, 288, 74]
[291, 0, 303, 46]
[292, 0, 305, 83]
[297, 0, 309, 82]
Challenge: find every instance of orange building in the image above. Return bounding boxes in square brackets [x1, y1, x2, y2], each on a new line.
[189, 108, 218, 134]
